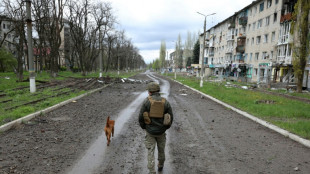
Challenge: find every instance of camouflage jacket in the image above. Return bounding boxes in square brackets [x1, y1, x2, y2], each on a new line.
[138, 92, 173, 135]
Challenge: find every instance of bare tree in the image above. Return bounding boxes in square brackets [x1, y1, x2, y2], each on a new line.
[114, 30, 128, 74]
[184, 31, 195, 68]
[159, 40, 166, 69]
[176, 34, 183, 70]
[47, 0, 67, 77]
[67, 0, 91, 75]
[31, 0, 67, 76]
[91, 1, 115, 76]
[1, 0, 27, 81]
[104, 32, 117, 72]
[32, 0, 49, 72]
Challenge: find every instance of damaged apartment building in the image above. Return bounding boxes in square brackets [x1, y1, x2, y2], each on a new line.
[199, 0, 310, 89]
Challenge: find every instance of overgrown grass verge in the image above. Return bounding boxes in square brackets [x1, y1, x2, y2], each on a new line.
[165, 73, 310, 139]
[0, 71, 141, 126]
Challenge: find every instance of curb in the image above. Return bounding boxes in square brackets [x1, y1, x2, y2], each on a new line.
[173, 80, 310, 148]
[0, 84, 111, 133]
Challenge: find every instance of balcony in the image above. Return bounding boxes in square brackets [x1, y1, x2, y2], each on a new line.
[285, 57, 292, 64]
[236, 46, 245, 53]
[280, 13, 292, 23]
[238, 32, 246, 38]
[226, 35, 234, 41]
[209, 42, 214, 48]
[226, 47, 234, 54]
[237, 54, 244, 63]
[278, 34, 289, 44]
[277, 55, 292, 64]
[228, 23, 235, 29]
[228, 16, 236, 29]
[236, 37, 246, 53]
[278, 56, 285, 63]
[204, 40, 209, 48]
[209, 52, 214, 56]
[239, 17, 248, 26]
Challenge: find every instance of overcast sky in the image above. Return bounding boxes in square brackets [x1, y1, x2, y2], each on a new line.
[108, 0, 254, 64]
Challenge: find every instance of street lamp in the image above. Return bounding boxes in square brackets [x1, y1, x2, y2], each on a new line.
[172, 41, 177, 79]
[197, 12, 216, 87]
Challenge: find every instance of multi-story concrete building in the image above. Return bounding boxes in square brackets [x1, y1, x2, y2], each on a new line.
[169, 50, 184, 72]
[199, 0, 309, 88]
[0, 15, 16, 54]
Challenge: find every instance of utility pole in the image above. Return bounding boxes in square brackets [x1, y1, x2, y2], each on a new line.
[117, 44, 120, 75]
[175, 50, 177, 79]
[99, 29, 103, 78]
[197, 12, 216, 87]
[26, 0, 36, 93]
[172, 41, 177, 79]
[166, 50, 168, 75]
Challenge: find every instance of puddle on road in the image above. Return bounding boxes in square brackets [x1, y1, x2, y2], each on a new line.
[67, 73, 172, 174]
[67, 91, 147, 174]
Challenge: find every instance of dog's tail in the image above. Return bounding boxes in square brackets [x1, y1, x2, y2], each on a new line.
[106, 116, 110, 127]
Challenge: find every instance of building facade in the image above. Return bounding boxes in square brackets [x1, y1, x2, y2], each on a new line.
[0, 15, 16, 54]
[0, 15, 69, 71]
[199, 0, 309, 88]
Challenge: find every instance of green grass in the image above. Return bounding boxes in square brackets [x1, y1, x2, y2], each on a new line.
[268, 88, 310, 100]
[0, 70, 141, 126]
[166, 73, 310, 139]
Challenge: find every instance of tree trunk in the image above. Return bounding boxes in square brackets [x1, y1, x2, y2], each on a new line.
[292, 0, 310, 92]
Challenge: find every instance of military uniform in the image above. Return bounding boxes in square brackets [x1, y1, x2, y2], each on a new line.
[139, 82, 173, 174]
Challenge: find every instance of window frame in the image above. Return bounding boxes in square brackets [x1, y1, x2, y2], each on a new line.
[256, 36, 261, 44]
[259, 2, 264, 12]
[271, 31, 276, 42]
[264, 34, 269, 43]
[273, 12, 277, 23]
[265, 16, 270, 26]
[267, 0, 272, 8]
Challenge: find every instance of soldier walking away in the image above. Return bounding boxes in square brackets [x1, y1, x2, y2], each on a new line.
[139, 82, 173, 174]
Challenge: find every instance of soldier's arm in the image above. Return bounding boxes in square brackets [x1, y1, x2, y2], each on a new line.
[165, 101, 173, 128]
[138, 99, 148, 129]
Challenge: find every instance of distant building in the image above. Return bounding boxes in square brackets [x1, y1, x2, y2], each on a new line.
[0, 15, 16, 54]
[169, 50, 184, 72]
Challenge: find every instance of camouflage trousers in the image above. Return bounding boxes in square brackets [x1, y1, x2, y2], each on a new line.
[144, 131, 166, 174]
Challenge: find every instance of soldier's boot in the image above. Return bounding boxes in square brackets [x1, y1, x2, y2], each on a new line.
[158, 163, 164, 171]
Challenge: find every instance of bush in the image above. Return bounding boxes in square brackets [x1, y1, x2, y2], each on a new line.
[60, 66, 67, 71]
[72, 66, 80, 73]
[0, 47, 17, 72]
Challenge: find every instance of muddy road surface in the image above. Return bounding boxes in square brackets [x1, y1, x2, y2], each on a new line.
[1, 71, 310, 174]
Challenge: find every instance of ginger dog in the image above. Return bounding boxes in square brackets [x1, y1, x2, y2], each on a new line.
[104, 116, 115, 146]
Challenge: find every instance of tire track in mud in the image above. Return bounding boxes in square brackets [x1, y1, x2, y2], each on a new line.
[169, 93, 234, 173]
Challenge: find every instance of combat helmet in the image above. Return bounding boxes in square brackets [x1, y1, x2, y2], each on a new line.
[147, 82, 160, 92]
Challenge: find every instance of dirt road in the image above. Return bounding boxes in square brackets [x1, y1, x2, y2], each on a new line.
[1, 71, 310, 174]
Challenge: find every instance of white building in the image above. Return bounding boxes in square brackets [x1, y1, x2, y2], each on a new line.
[200, 0, 309, 88]
[0, 15, 16, 53]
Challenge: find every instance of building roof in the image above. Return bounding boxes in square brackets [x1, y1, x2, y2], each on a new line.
[206, 0, 263, 32]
